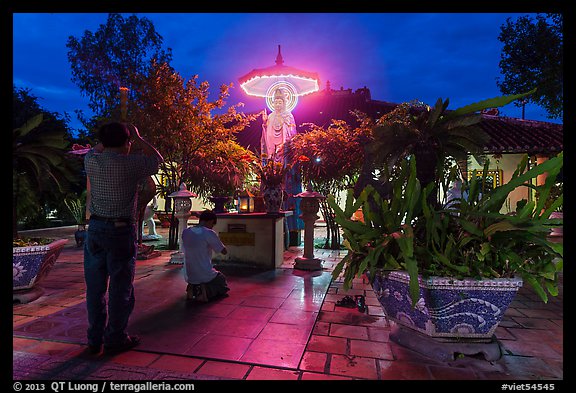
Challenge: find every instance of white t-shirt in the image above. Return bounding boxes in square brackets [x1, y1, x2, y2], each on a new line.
[182, 225, 225, 284]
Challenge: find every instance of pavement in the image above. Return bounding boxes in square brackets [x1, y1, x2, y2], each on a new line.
[13, 224, 563, 382]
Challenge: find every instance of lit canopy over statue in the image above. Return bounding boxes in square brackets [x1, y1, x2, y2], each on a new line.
[238, 45, 321, 240]
[239, 45, 319, 101]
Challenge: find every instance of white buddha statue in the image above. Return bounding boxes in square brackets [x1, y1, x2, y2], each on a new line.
[261, 88, 297, 160]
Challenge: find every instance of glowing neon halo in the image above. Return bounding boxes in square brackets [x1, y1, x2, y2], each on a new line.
[265, 81, 298, 112]
[240, 74, 319, 98]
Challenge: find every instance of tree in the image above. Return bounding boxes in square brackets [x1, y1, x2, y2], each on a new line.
[289, 118, 368, 249]
[130, 60, 257, 249]
[13, 87, 82, 238]
[497, 14, 563, 119]
[67, 13, 172, 124]
[67, 15, 257, 249]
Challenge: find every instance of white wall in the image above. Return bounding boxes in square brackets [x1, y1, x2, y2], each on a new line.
[467, 153, 533, 213]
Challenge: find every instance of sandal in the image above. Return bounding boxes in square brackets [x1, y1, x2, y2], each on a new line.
[356, 295, 366, 313]
[335, 295, 356, 308]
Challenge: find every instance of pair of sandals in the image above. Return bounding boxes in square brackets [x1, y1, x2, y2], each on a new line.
[335, 295, 366, 313]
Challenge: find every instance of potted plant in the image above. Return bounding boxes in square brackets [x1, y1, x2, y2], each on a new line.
[329, 153, 563, 360]
[64, 191, 87, 246]
[326, 91, 562, 361]
[187, 140, 255, 213]
[13, 112, 76, 303]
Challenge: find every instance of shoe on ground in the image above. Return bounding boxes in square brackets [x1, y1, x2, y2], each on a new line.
[335, 295, 356, 308]
[104, 335, 140, 355]
[186, 284, 208, 303]
[355, 295, 367, 313]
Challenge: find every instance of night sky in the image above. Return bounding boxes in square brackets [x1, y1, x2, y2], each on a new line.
[13, 12, 560, 133]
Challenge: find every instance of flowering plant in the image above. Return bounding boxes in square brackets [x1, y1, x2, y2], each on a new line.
[252, 152, 293, 188]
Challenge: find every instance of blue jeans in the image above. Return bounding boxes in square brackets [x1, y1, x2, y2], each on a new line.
[84, 219, 137, 346]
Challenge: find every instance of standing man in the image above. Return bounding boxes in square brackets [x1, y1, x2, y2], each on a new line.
[84, 122, 163, 355]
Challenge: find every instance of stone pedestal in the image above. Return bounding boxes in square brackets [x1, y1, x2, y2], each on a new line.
[168, 184, 196, 265]
[293, 186, 325, 271]
[212, 212, 292, 269]
[169, 210, 191, 264]
[390, 324, 503, 362]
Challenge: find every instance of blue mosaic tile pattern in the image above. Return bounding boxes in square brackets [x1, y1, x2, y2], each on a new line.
[371, 271, 522, 339]
[13, 239, 68, 290]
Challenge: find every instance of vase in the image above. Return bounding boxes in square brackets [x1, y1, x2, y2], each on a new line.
[263, 185, 283, 213]
[13, 238, 69, 303]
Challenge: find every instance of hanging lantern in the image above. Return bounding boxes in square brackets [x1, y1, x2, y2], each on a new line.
[237, 189, 254, 214]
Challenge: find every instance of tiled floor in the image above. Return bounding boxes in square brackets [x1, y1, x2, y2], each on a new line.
[13, 224, 563, 381]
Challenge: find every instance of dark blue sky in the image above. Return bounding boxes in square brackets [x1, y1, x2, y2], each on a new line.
[13, 12, 559, 133]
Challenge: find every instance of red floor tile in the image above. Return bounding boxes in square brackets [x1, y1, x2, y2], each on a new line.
[240, 337, 306, 369]
[227, 306, 276, 322]
[257, 322, 312, 344]
[306, 335, 347, 354]
[299, 351, 328, 373]
[196, 360, 250, 379]
[350, 339, 394, 360]
[330, 323, 369, 340]
[185, 334, 253, 361]
[240, 295, 286, 308]
[246, 366, 300, 380]
[329, 353, 379, 379]
[148, 354, 204, 374]
[108, 351, 160, 367]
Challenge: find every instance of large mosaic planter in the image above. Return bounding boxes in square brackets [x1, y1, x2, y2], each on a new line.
[13, 239, 68, 303]
[371, 270, 523, 341]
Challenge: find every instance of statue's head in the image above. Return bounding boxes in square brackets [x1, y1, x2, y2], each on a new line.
[273, 89, 286, 111]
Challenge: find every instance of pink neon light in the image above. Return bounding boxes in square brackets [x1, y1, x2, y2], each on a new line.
[240, 74, 320, 98]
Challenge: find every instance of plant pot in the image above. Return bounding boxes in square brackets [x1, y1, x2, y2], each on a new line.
[253, 196, 266, 213]
[371, 270, 522, 340]
[74, 224, 86, 247]
[210, 196, 231, 214]
[13, 238, 69, 303]
[263, 185, 283, 213]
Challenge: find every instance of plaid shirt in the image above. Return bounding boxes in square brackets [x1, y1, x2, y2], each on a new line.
[85, 149, 160, 219]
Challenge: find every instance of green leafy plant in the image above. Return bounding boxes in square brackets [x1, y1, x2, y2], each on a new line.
[64, 191, 87, 225]
[329, 152, 563, 305]
[358, 90, 536, 205]
[13, 112, 80, 238]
